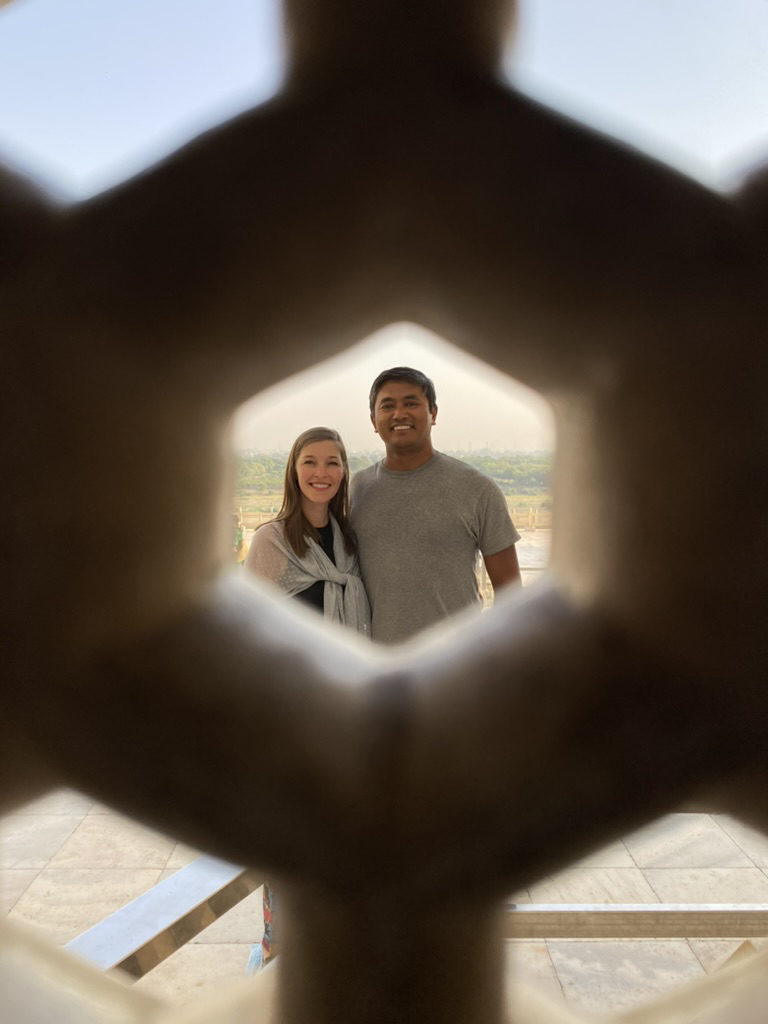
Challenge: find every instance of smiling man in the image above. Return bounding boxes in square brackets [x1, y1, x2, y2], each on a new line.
[350, 366, 521, 645]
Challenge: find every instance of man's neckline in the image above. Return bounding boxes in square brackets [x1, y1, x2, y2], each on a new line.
[381, 451, 439, 473]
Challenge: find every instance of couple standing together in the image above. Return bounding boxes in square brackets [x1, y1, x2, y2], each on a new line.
[245, 365, 522, 969]
[246, 365, 522, 646]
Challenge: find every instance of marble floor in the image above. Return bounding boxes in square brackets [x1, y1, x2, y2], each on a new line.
[3, 790, 768, 1016]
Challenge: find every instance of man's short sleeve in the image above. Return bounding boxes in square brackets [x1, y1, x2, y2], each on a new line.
[477, 478, 521, 556]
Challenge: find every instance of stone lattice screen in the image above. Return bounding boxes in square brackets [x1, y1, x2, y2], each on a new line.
[2, 1, 768, 1021]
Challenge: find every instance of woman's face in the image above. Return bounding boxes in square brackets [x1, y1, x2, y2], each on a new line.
[295, 440, 345, 513]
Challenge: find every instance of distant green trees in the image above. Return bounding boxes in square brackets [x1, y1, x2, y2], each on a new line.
[455, 452, 552, 496]
[235, 450, 551, 496]
[235, 453, 288, 490]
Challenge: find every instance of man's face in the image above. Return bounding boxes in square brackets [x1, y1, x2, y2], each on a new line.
[371, 380, 437, 454]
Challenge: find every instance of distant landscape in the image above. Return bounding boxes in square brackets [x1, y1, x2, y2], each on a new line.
[234, 449, 553, 522]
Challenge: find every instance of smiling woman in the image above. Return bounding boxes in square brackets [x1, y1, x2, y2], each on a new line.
[243, 425, 370, 971]
[295, 441, 345, 524]
[244, 427, 370, 634]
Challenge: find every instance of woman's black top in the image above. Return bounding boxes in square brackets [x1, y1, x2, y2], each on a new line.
[293, 522, 335, 613]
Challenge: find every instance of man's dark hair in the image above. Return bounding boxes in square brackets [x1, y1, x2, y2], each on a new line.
[368, 367, 437, 416]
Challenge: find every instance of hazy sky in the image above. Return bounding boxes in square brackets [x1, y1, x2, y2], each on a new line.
[3, 0, 768, 450]
[233, 324, 556, 452]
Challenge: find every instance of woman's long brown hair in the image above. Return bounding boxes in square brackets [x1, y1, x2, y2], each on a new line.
[271, 426, 356, 558]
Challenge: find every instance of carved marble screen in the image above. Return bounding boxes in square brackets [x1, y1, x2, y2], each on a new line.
[2, 1, 767, 1021]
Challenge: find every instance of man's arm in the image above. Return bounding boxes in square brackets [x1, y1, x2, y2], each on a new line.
[483, 546, 521, 591]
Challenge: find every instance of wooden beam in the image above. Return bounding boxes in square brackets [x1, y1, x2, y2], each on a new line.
[505, 903, 768, 940]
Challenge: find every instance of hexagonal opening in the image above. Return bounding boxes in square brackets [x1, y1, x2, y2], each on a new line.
[232, 323, 555, 621]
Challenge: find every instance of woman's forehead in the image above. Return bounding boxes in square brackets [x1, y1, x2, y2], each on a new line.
[298, 440, 341, 457]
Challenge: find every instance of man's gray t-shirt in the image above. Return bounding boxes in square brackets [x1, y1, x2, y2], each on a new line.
[349, 452, 520, 645]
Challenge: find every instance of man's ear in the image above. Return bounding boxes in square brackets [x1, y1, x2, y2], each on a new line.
[370, 414, 378, 435]
[431, 404, 438, 425]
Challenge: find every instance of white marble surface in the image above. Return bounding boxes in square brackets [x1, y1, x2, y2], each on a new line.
[506, 940, 565, 1006]
[189, 887, 264, 944]
[547, 939, 705, 1015]
[165, 840, 203, 871]
[529, 867, 659, 904]
[687, 938, 757, 973]
[4, 793, 768, 1015]
[643, 867, 768, 903]
[0, 815, 84, 870]
[10, 867, 163, 944]
[15, 790, 96, 816]
[715, 817, 768, 869]
[571, 841, 635, 869]
[622, 815, 754, 869]
[48, 815, 176, 870]
[0, 868, 40, 913]
[132, 941, 253, 1003]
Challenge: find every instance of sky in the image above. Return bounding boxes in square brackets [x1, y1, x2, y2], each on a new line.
[233, 324, 554, 452]
[3, 0, 768, 450]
